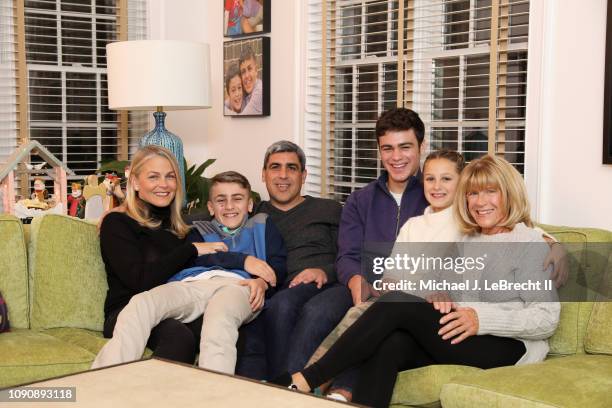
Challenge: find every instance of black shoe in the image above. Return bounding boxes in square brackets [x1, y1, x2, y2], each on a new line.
[270, 372, 292, 387]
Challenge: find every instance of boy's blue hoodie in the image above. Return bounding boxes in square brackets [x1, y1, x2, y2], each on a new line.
[168, 213, 287, 296]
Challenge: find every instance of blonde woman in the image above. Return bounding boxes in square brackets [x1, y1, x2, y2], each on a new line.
[99, 145, 222, 364]
[280, 155, 560, 408]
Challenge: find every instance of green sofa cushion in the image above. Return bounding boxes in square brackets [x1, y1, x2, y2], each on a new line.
[43, 327, 153, 358]
[548, 302, 594, 355]
[539, 224, 610, 355]
[539, 226, 610, 301]
[0, 328, 95, 388]
[29, 215, 107, 331]
[440, 355, 612, 408]
[42, 327, 109, 356]
[585, 302, 612, 355]
[42, 327, 154, 359]
[539, 224, 612, 243]
[0, 215, 29, 329]
[390, 365, 482, 407]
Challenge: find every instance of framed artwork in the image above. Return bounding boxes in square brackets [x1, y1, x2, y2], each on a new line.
[223, 0, 270, 38]
[223, 36, 270, 117]
[604, 0, 612, 164]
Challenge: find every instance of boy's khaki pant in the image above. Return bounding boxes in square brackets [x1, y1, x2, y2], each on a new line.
[92, 276, 258, 374]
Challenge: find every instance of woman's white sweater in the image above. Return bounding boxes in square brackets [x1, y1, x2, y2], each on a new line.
[460, 223, 560, 364]
[390, 208, 560, 365]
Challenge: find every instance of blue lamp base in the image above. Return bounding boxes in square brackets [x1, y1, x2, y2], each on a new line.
[139, 110, 187, 207]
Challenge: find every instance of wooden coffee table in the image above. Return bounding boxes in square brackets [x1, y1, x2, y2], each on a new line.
[3, 358, 350, 407]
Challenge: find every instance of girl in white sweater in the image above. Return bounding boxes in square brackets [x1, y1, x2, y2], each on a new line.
[281, 155, 560, 408]
[393, 149, 465, 243]
[305, 150, 466, 383]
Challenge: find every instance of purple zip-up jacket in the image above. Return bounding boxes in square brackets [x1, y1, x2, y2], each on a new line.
[336, 171, 428, 286]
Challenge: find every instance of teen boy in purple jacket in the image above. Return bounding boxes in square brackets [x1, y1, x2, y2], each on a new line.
[303, 108, 428, 401]
[337, 107, 429, 307]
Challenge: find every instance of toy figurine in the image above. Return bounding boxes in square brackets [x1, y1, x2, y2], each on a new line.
[19, 178, 50, 210]
[82, 175, 106, 220]
[102, 173, 125, 210]
[67, 182, 85, 218]
[31, 178, 49, 202]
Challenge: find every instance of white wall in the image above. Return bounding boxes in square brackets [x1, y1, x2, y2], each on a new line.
[527, 0, 612, 230]
[147, 0, 302, 199]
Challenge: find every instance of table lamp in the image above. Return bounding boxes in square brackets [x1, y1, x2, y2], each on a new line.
[106, 40, 212, 204]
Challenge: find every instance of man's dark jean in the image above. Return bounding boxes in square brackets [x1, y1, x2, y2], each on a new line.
[236, 282, 353, 381]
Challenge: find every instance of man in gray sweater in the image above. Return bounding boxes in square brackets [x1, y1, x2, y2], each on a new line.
[236, 141, 353, 381]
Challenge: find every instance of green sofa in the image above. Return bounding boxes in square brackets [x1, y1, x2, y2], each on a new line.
[0, 214, 611, 408]
[389, 225, 612, 407]
[0, 214, 151, 388]
[0, 214, 104, 387]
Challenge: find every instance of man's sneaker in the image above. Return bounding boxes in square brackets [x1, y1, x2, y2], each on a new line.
[326, 392, 348, 402]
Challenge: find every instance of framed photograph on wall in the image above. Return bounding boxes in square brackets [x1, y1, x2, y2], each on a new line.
[604, 0, 612, 164]
[223, 0, 270, 38]
[223, 37, 270, 117]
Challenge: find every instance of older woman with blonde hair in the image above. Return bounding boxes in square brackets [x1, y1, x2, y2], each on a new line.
[455, 154, 532, 234]
[99, 145, 222, 365]
[278, 154, 560, 408]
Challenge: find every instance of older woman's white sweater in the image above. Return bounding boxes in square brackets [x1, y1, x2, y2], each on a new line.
[460, 223, 560, 364]
[391, 208, 560, 365]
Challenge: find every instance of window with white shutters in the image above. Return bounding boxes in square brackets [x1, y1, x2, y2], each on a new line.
[305, 0, 530, 200]
[0, 0, 147, 178]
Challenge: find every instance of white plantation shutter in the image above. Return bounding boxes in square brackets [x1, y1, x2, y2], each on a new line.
[305, 0, 402, 200]
[0, 0, 147, 178]
[305, 0, 530, 200]
[125, 0, 148, 157]
[0, 0, 19, 164]
[304, 0, 325, 195]
[409, 0, 529, 171]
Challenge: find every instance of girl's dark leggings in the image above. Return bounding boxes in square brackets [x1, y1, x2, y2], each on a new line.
[302, 291, 525, 408]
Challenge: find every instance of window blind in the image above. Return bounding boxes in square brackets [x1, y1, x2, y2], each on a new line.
[125, 0, 148, 157]
[305, 0, 529, 200]
[410, 0, 529, 171]
[0, 0, 19, 164]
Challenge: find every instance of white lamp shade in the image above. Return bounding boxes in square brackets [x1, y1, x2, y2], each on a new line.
[106, 40, 212, 110]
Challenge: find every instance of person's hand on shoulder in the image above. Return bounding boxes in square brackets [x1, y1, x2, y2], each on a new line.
[544, 241, 569, 288]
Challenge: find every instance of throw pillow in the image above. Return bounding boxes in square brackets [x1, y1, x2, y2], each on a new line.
[0, 291, 10, 333]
